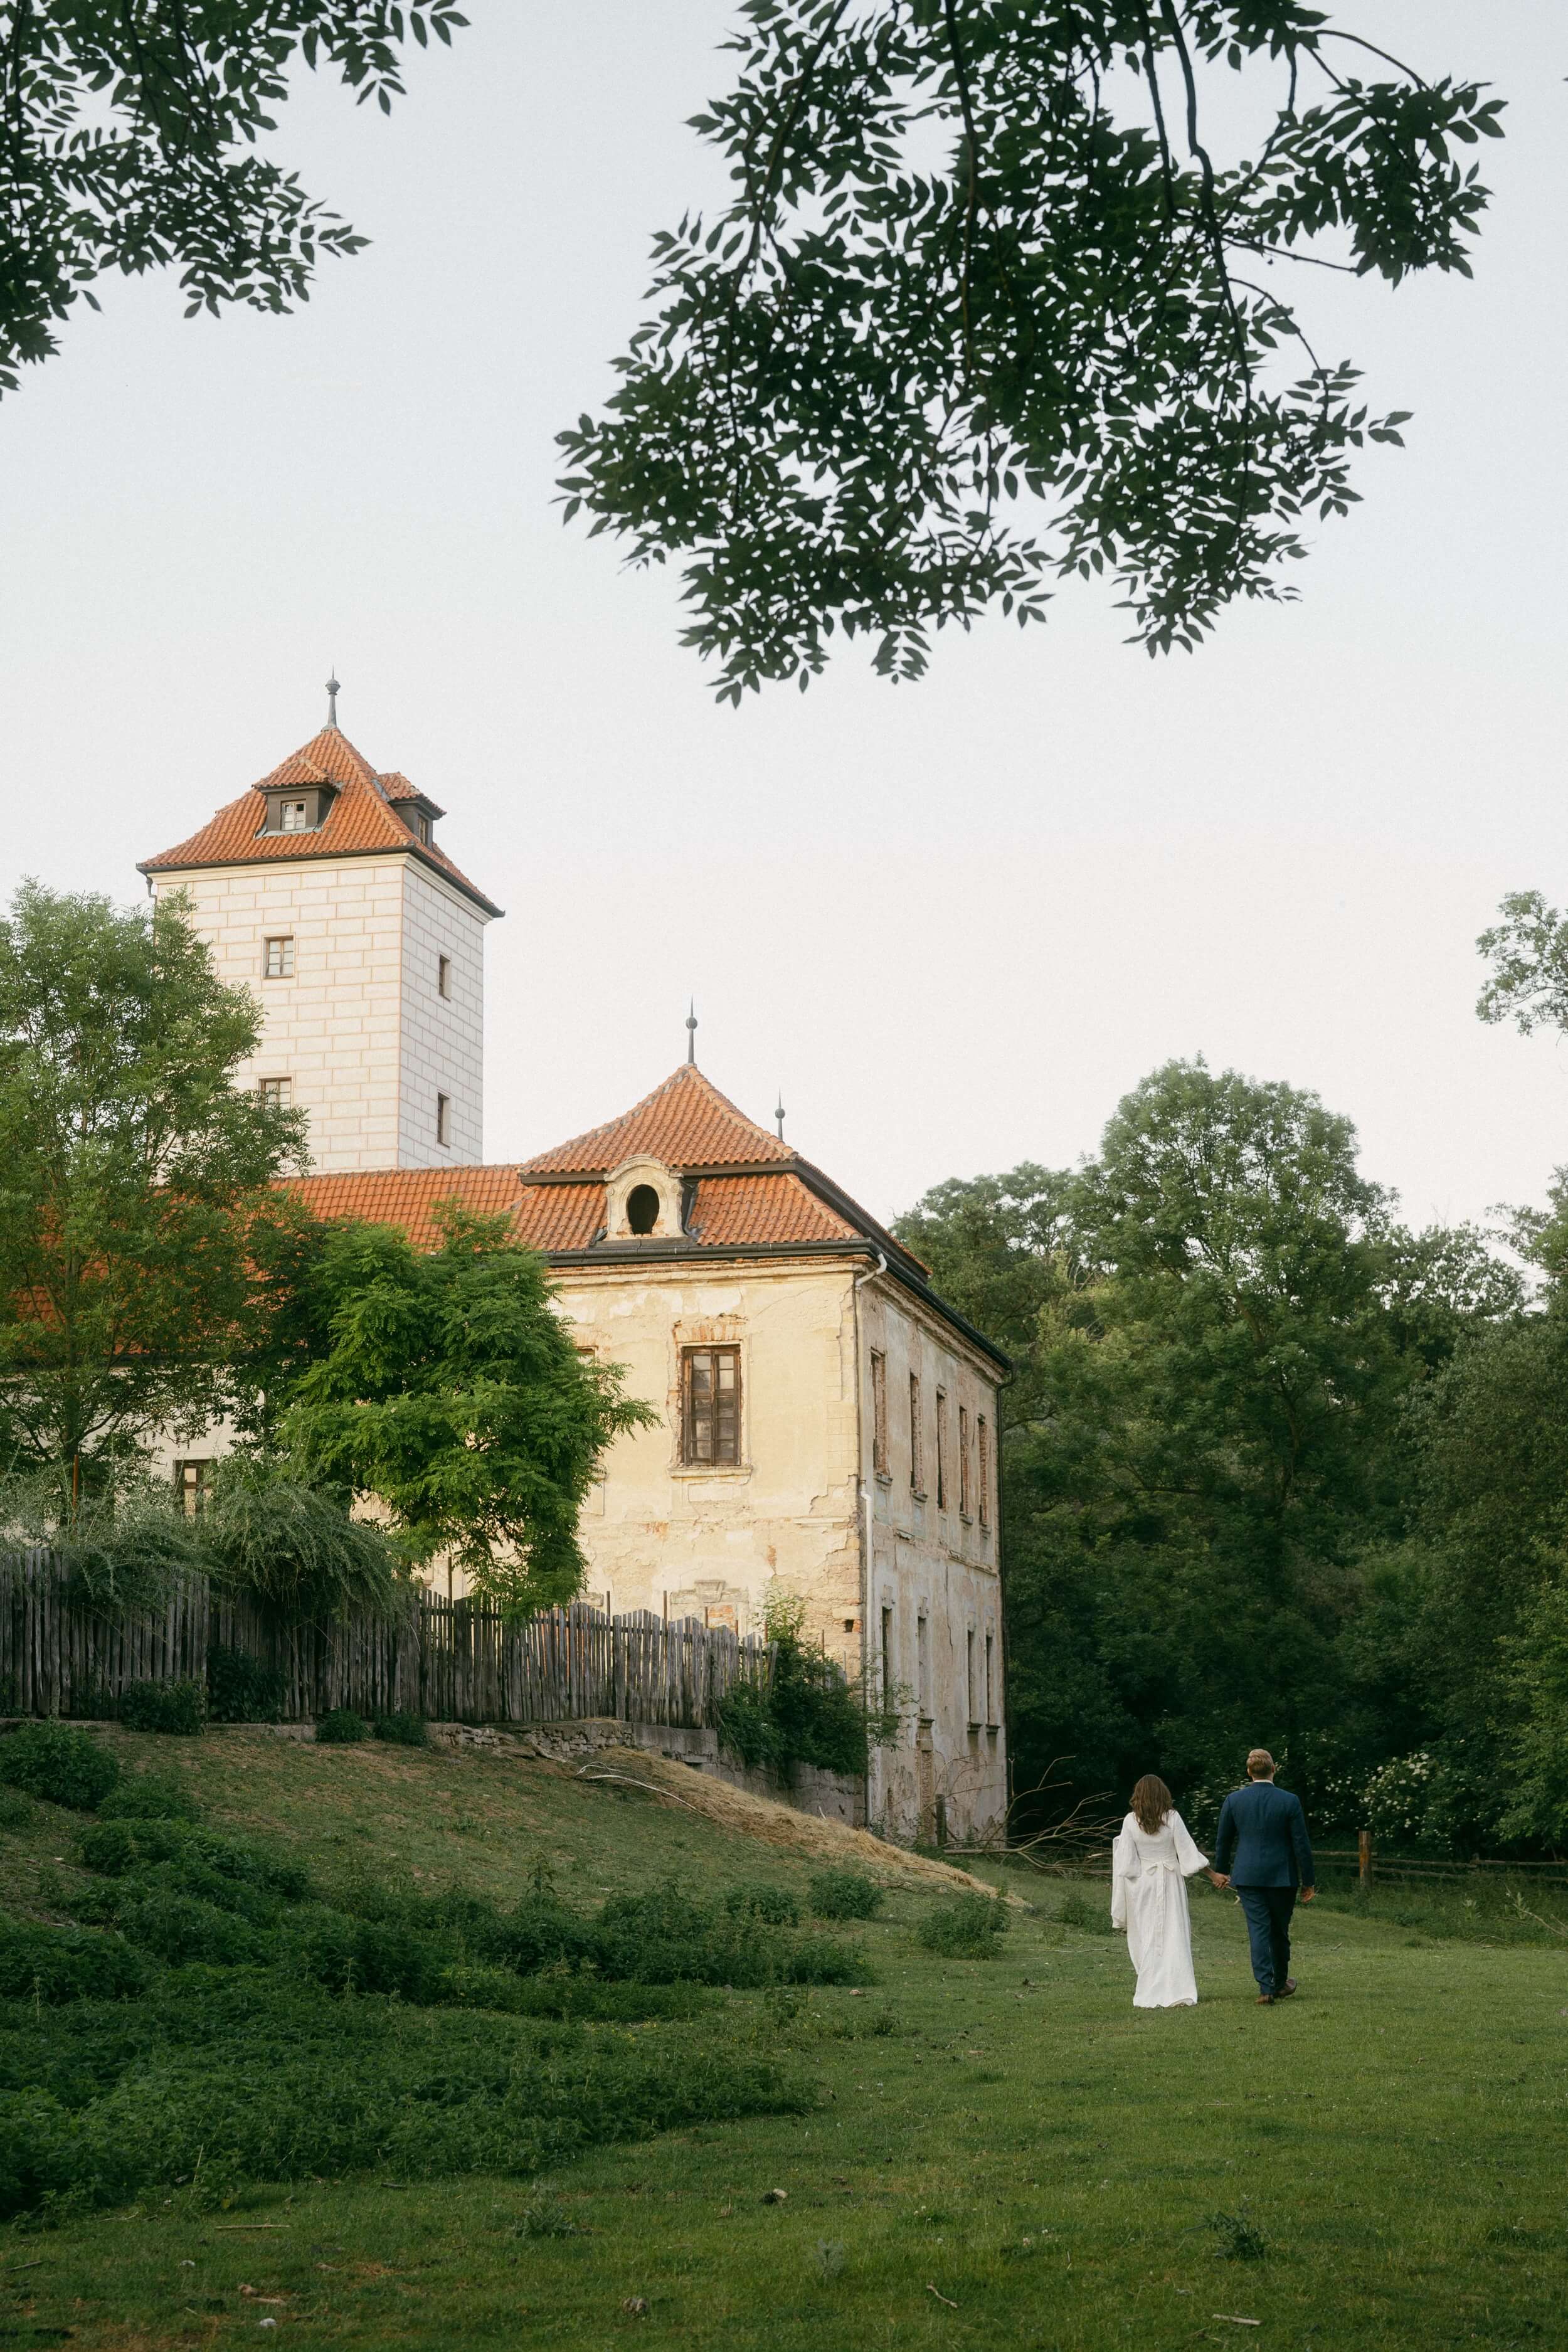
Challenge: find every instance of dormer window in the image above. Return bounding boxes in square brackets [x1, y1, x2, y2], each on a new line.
[260, 783, 336, 835]
[605, 1155, 682, 1241]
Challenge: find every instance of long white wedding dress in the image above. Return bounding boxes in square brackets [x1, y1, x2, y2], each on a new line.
[1110, 1809, 1209, 2008]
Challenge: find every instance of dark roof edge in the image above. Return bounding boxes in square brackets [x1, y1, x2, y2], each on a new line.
[137, 838, 504, 921]
[521, 1155, 800, 1187]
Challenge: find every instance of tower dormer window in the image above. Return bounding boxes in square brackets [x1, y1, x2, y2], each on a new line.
[605, 1155, 681, 1241]
[279, 800, 309, 832]
[627, 1184, 659, 1236]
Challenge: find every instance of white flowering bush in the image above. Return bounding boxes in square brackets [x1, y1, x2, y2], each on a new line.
[1363, 1752, 1439, 1845]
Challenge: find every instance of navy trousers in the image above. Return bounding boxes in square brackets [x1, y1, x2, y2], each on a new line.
[1236, 1885, 1296, 1996]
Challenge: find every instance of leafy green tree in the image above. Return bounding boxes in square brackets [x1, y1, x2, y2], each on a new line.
[898, 1059, 1520, 1814]
[279, 1206, 655, 1610]
[0, 1, 468, 395]
[1476, 891, 1568, 1039]
[0, 881, 305, 1514]
[561, 1, 1502, 697]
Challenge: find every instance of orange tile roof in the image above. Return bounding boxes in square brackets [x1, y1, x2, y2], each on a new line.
[689, 1173, 855, 1246]
[281, 1165, 527, 1254]
[139, 726, 501, 917]
[520, 1064, 792, 1174]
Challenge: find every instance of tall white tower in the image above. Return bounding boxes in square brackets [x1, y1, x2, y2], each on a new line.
[140, 689, 501, 1174]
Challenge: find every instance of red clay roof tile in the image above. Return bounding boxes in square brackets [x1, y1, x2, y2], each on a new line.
[139, 727, 501, 917]
[519, 1064, 792, 1175]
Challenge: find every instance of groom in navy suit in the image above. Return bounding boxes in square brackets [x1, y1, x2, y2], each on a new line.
[1210, 1748, 1315, 2005]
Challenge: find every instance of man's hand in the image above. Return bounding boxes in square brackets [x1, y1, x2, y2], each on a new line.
[1209, 1871, 1230, 1890]
[1301, 1887, 1316, 1903]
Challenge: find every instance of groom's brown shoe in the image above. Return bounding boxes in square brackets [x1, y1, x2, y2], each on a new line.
[1276, 1979, 1298, 1998]
[1256, 1993, 1274, 2005]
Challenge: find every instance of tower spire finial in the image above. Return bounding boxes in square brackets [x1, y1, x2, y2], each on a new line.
[686, 999, 698, 1066]
[775, 1091, 785, 1142]
[325, 670, 341, 729]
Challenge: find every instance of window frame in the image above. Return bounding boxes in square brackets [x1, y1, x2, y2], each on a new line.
[173, 1458, 211, 1517]
[958, 1402, 972, 1520]
[435, 1092, 450, 1147]
[257, 1076, 292, 1108]
[263, 935, 295, 980]
[437, 953, 452, 1000]
[278, 798, 310, 834]
[680, 1343, 743, 1468]
[977, 1413, 992, 1530]
[870, 1350, 889, 1481]
[935, 1387, 948, 1510]
[908, 1370, 924, 1496]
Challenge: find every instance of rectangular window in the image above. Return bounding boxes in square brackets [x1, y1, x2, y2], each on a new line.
[959, 1403, 972, 1518]
[437, 953, 452, 1000]
[263, 935, 294, 979]
[279, 799, 309, 833]
[435, 1092, 450, 1146]
[173, 1459, 210, 1517]
[935, 1389, 948, 1509]
[909, 1372, 923, 1495]
[258, 1076, 291, 1108]
[881, 1604, 894, 1710]
[977, 1414, 991, 1529]
[870, 1350, 888, 1478]
[966, 1628, 977, 1725]
[682, 1345, 741, 1465]
[916, 1613, 930, 1717]
[985, 1631, 996, 1725]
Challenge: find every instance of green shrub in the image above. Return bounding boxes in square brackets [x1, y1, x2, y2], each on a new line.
[373, 1710, 428, 1747]
[287, 1910, 443, 2001]
[589, 1883, 865, 1987]
[315, 1707, 369, 1744]
[0, 1914, 146, 2003]
[206, 1645, 286, 1725]
[98, 1775, 202, 1823]
[808, 1869, 885, 1921]
[75, 1818, 312, 1902]
[724, 1880, 800, 1926]
[0, 1722, 120, 1811]
[916, 1894, 1008, 1957]
[119, 1680, 206, 1736]
[198, 1463, 410, 1621]
[1059, 1889, 1114, 1934]
[117, 1889, 265, 1969]
[716, 1593, 881, 1781]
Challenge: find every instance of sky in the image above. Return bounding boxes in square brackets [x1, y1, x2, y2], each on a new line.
[1, 3, 1565, 1236]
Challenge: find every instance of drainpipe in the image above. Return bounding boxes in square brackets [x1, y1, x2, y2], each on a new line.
[850, 1249, 886, 1831]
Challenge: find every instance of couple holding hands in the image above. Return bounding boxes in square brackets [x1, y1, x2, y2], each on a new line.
[1110, 1748, 1316, 2008]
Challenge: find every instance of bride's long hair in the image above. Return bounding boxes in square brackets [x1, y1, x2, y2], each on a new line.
[1130, 1774, 1173, 1835]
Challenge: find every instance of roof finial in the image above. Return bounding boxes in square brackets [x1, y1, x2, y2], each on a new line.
[685, 999, 698, 1066]
[325, 670, 341, 730]
[775, 1092, 786, 1141]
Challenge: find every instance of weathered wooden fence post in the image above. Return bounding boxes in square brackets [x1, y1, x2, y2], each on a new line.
[1359, 1828, 1374, 1887]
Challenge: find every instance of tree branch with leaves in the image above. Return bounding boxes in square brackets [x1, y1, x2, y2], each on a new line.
[559, 0, 1502, 701]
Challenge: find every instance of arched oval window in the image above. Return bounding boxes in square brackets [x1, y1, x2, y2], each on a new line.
[627, 1183, 660, 1236]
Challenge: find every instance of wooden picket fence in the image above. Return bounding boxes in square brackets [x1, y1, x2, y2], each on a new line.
[0, 1550, 770, 1730]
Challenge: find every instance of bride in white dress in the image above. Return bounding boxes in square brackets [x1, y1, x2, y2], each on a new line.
[1110, 1774, 1209, 2009]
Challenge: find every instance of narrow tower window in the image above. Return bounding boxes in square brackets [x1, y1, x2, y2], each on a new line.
[435, 1092, 450, 1147]
[263, 936, 294, 979]
[870, 1352, 888, 1478]
[626, 1184, 660, 1235]
[959, 1403, 972, 1518]
[909, 1371, 924, 1495]
[935, 1389, 948, 1508]
[437, 953, 452, 999]
[978, 1414, 992, 1529]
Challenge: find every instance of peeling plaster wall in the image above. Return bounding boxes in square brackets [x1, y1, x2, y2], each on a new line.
[859, 1283, 1008, 1847]
[554, 1259, 866, 1660]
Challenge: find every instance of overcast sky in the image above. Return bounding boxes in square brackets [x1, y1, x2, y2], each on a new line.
[1, 3, 1565, 1233]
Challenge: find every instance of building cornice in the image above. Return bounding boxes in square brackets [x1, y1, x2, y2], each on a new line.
[139, 839, 503, 921]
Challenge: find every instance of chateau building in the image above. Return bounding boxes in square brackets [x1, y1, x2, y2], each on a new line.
[141, 710, 1009, 1841]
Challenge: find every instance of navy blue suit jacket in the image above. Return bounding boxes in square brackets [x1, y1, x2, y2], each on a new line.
[1213, 1780, 1314, 1888]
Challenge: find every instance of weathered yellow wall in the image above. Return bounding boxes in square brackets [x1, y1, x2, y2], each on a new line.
[554, 1254, 1008, 1846]
[554, 1257, 864, 1645]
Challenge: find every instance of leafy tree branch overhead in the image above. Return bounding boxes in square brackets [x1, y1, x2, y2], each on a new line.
[0, 1, 469, 393]
[559, 1, 1503, 701]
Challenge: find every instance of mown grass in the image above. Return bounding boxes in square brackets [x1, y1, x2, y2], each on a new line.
[3, 1727, 1566, 2350]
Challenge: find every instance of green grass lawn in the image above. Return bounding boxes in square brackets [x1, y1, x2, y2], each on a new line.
[4, 1728, 1566, 2351]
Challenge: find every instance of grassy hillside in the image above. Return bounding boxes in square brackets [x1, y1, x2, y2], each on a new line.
[3, 1727, 1566, 2350]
